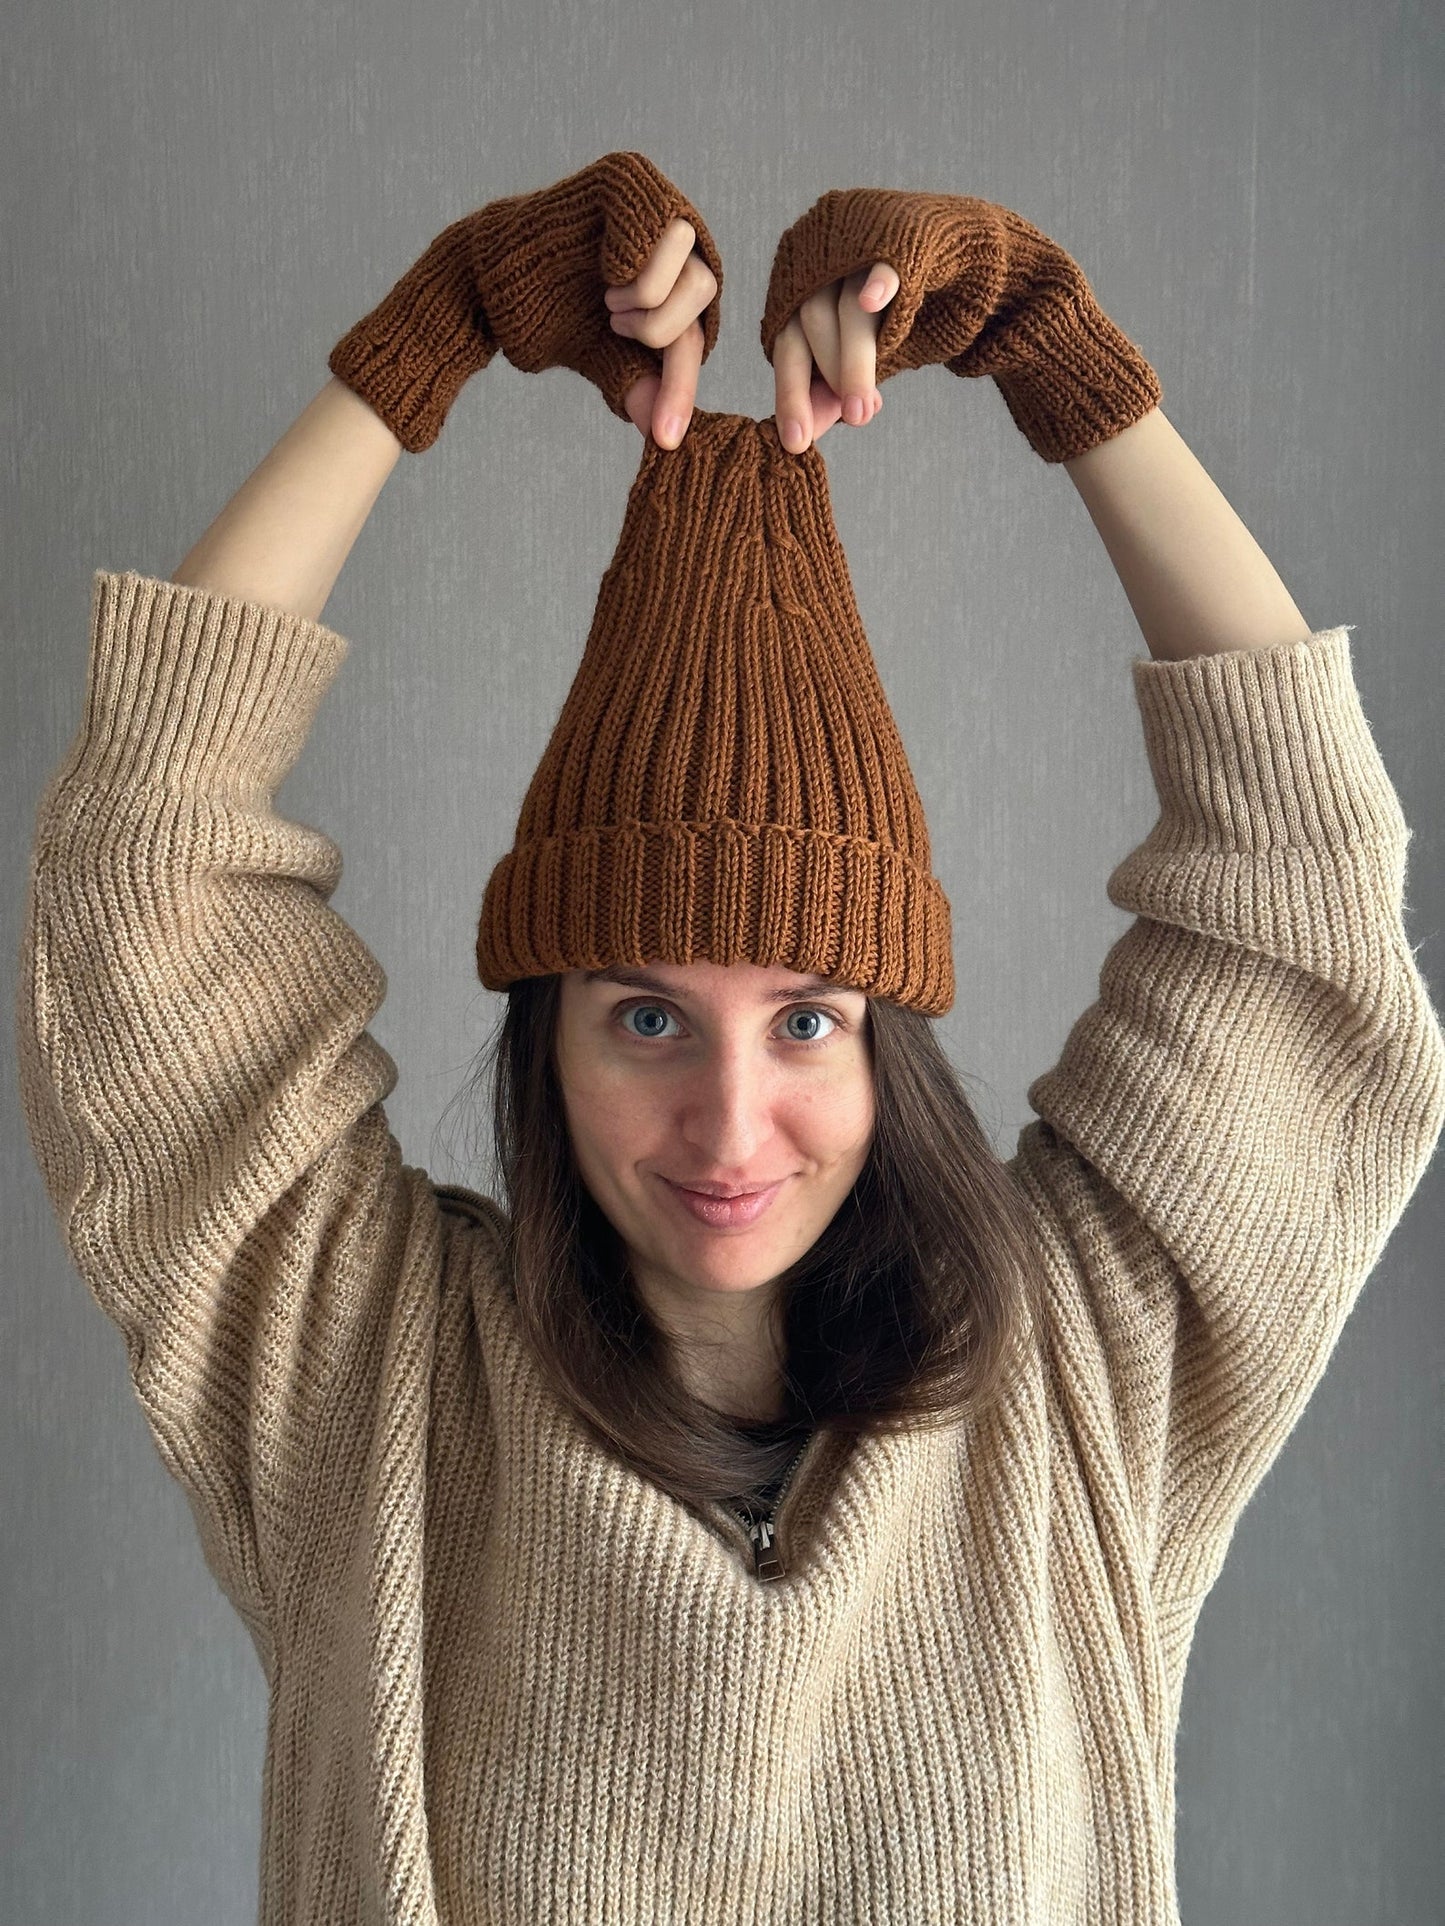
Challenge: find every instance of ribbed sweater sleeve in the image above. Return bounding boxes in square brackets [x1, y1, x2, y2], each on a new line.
[14, 570, 447, 1674]
[1011, 625, 1445, 1662]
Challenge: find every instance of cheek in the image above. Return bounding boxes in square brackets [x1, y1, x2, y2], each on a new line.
[840, 1055, 877, 1155]
[557, 1053, 656, 1160]
[787, 1061, 875, 1152]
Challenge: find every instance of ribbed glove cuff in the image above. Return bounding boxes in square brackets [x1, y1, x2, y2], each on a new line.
[328, 214, 500, 454]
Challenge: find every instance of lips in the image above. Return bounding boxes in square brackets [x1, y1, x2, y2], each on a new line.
[668, 1181, 771, 1198]
[661, 1176, 786, 1229]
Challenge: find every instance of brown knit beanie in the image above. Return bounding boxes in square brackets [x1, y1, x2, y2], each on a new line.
[476, 409, 955, 1015]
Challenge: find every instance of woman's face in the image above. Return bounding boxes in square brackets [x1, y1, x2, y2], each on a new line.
[554, 959, 875, 1309]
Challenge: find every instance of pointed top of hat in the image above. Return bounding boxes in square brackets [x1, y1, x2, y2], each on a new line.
[476, 408, 954, 1014]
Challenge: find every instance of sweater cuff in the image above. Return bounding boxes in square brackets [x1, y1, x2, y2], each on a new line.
[67, 571, 351, 803]
[1128, 625, 1409, 854]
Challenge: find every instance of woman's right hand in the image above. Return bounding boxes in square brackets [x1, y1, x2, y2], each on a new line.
[328, 152, 724, 454]
[604, 216, 720, 449]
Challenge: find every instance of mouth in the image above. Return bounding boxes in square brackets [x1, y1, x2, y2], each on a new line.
[660, 1176, 787, 1229]
[666, 1180, 774, 1198]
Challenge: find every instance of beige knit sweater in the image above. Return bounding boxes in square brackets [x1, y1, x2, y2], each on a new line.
[17, 569, 1445, 1925]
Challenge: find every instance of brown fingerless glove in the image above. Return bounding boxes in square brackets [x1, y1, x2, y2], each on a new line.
[328, 151, 725, 453]
[760, 188, 1160, 462]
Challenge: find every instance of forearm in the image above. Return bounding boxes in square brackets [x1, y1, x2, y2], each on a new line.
[170, 377, 404, 624]
[1062, 407, 1311, 662]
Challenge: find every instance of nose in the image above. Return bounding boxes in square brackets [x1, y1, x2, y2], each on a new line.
[676, 1045, 781, 1171]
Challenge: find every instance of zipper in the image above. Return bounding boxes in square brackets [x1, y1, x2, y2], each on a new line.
[730, 1432, 814, 1582]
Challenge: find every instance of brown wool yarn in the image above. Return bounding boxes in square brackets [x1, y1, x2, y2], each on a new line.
[475, 409, 956, 1015]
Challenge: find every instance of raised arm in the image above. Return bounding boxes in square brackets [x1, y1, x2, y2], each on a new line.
[171, 375, 402, 623]
[1016, 417, 1445, 1649]
[759, 184, 1444, 1667]
[18, 169, 728, 1678]
[763, 194, 1308, 665]
[169, 156, 725, 626]
[1062, 405, 1311, 661]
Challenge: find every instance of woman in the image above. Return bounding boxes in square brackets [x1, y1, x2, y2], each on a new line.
[18, 153, 1444, 1924]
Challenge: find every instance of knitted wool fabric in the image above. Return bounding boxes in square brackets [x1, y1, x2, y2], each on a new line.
[760, 188, 1161, 463]
[328, 151, 725, 452]
[475, 408, 955, 1014]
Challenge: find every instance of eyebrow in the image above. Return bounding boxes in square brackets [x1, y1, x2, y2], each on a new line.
[583, 966, 850, 1003]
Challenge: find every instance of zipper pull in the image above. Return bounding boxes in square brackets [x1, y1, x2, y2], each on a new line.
[751, 1515, 787, 1583]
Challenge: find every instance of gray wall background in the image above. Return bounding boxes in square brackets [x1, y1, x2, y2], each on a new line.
[4, 1, 1441, 1921]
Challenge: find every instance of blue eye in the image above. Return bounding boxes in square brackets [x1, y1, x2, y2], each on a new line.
[616, 1002, 839, 1047]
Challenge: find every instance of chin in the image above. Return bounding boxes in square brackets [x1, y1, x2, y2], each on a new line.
[656, 1235, 791, 1294]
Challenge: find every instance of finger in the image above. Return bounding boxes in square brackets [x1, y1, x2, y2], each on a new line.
[608, 251, 718, 348]
[837, 268, 884, 424]
[805, 373, 847, 443]
[798, 285, 844, 402]
[604, 216, 697, 308]
[773, 339, 850, 455]
[857, 261, 901, 311]
[624, 370, 661, 437]
[773, 314, 819, 452]
[802, 287, 881, 429]
[650, 318, 705, 448]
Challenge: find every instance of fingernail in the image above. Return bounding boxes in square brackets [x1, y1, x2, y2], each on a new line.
[844, 395, 865, 426]
[784, 418, 806, 452]
[659, 415, 683, 446]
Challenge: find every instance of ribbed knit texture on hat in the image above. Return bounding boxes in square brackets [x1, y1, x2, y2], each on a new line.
[476, 409, 956, 1013]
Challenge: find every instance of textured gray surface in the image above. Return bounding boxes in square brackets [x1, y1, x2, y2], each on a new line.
[4, 1, 1442, 1921]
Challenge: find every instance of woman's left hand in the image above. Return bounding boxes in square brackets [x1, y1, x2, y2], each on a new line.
[762, 188, 1160, 464]
[769, 261, 901, 454]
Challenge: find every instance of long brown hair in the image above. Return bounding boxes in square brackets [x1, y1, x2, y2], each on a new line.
[443, 973, 1049, 1520]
